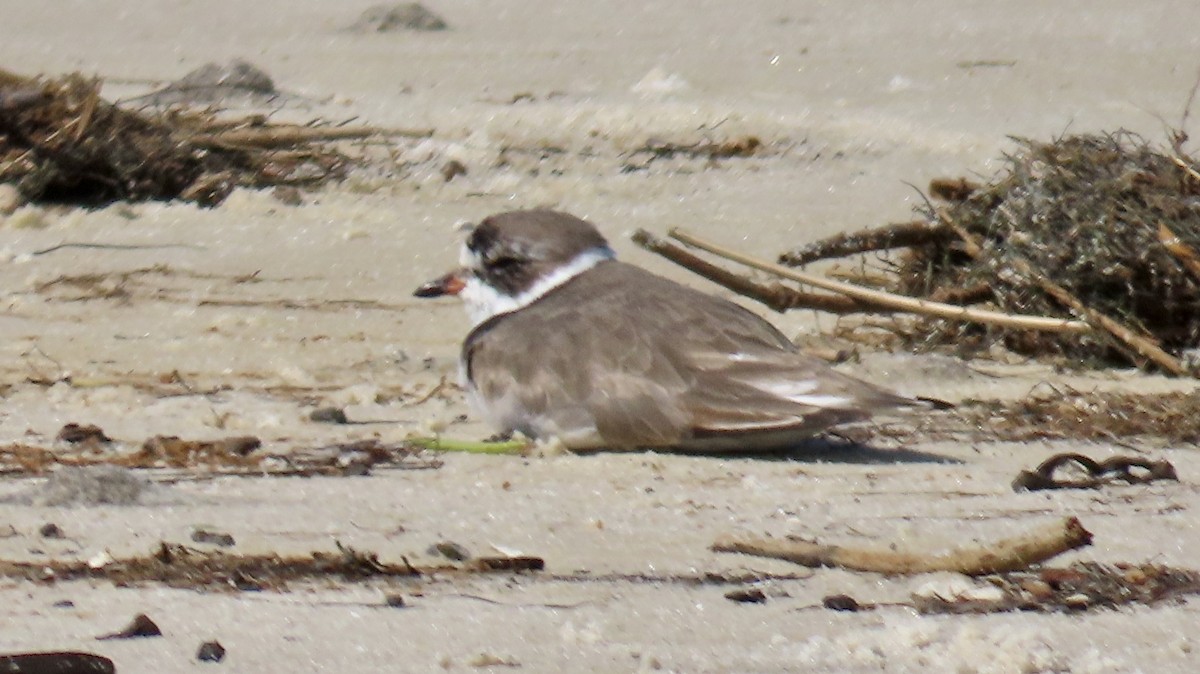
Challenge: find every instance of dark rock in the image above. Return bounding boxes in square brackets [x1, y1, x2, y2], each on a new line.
[724, 587, 767, 604]
[822, 594, 862, 612]
[197, 640, 226, 663]
[309, 407, 349, 424]
[349, 3, 449, 32]
[96, 613, 162, 640]
[191, 529, 236, 547]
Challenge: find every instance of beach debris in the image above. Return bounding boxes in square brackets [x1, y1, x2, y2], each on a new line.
[821, 594, 862, 612]
[464, 556, 545, 572]
[634, 229, 874, 314]
[348, 3, 449, 32]
[712, 517, 1091, 576]
[0, 652, 115, 674]
[0, 68, 412, 207]
[850, 387, 1200, 446]
[914, 562, 1200, 614]
[724, 587, 767, 604]
[644, 132, 1200, 375]
[1012, 453, 1178, 492]
[191, 528, 237, 547]
[430, 541, 471, 561]
[384, 593, 407, 608]
[622, 136, 763, 172]
[910, 576, 1008, 613]
[55, 423, 112, 445]
[310, 439, 419, 476]
[466, 653, 520, 668]
[96, 613, 162, 640]
[308, 406, 349, 424]
[0, 436, 440, 477]
[139, 435, 262, 468]
[196, 640, 226, 663]
[38, 523, 63, 539]
[957, 388, 1200, 444]
[441, 158, 468, 182]
[0, 542, 422, 591]
[656, 228, 1088, 334]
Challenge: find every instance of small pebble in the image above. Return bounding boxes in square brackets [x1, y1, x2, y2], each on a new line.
[348, 3, 449, 32]
[272, 186, 304, 206]
[96, 613, 162, 640]
[309, 407, 349, 424]
[430, 541, 471, 561]
[197, 640, 226, 663]
[724, 587, 767, 604]
[441, 159, 468, 182]
[191, 529, 236, 547]
[822, 594, 862, 612]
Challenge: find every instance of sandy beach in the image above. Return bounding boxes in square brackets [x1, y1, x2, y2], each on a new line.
[2, 1, 1200, 671]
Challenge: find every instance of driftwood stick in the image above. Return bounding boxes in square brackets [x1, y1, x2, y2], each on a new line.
[1158, 222, 1200, 283]
[668, 229, 1090, 334]
[928, 282, 995, 305]
[778, 219, 951, 267]
[940, 213, 1191, 376]
[632, 229, 876, 314]
[188, 125, 431, 149]
[712, 517, 1092, 576]
[1170, 153, 1200, 183]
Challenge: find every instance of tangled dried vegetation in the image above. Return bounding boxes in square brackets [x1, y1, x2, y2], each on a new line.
[644, 131, 1200, 375]
[0, 68, 389, 207]
[896, 133, 1200, 370]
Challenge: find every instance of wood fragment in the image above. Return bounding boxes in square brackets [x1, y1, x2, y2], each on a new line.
[712, 517, 1092, 576]
[1157, 222, 1200, 282]
[1170, 153, 1200, 183]
[778, 219, 951, 267]
[632, 229, 878, 314]
[464, 556, 546, 572]
[941, 212, 1192, 376]
[189, 125, 430, 149]
[668, 228, 1091, 334]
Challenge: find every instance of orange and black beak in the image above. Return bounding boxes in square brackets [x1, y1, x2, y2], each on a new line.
[413, 270, 467, 298]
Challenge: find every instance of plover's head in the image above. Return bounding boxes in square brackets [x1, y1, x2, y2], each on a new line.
[414, 210, 616, 326]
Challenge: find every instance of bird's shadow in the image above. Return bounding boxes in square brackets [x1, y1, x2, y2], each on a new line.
[657, 435, 960, 465]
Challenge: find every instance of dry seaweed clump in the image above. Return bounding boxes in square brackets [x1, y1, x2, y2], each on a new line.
[0, 68, 374, 207]
[901, 132, 1200, 367]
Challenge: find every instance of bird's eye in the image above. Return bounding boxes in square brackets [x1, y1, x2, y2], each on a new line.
[488, 255, 521, 270]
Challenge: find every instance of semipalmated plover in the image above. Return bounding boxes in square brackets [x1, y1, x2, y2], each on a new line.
[415, 209, 920, 451]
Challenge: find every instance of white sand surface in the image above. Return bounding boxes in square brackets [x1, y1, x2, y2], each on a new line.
[2, 1, 1200, 672]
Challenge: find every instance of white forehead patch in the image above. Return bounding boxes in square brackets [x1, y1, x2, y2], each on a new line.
[459, 245, 615, 327]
